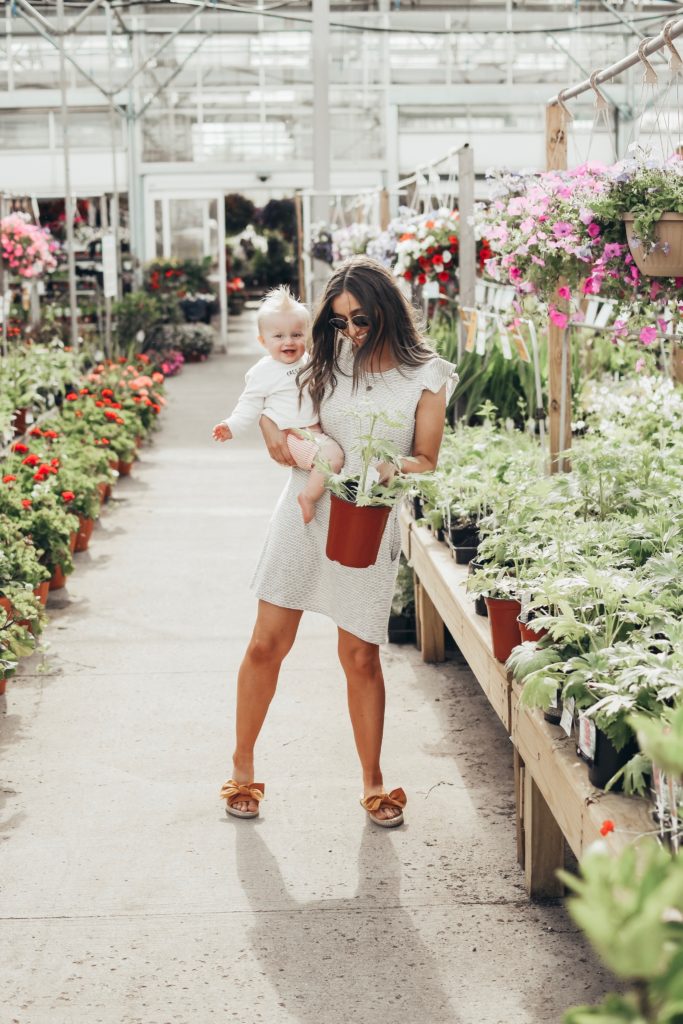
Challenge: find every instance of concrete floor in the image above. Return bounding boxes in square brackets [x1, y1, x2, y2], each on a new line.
[1, 310, 612, 1024]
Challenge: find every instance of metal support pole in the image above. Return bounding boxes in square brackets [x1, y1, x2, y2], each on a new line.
[311, 0, 331, 304]
[456, 144, 475, 421]
[106, 1, 120, 300]
[217, 194, 228, 349]
[57, 0, 79, 351]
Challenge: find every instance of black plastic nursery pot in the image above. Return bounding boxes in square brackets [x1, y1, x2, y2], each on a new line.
[449, 525, 480, 548]
[326, 493, 391, 569]
[453, 545, 478, 565]
[576, 719, 639, 791]
[387, 613, 417, 645]
[412, 496, 424, 520]
[543, 691, 563, 726]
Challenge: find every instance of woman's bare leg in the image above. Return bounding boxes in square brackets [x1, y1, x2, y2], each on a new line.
[337, 627, 401, 821]
[231, 600, 303, 811]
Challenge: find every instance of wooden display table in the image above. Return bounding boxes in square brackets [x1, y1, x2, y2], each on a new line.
[401, 509, 653, 900]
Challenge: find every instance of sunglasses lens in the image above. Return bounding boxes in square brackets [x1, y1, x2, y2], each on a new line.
[352, 316, 371, 329]
[329, 316, 371, 332]
[329, 318, 347, 330]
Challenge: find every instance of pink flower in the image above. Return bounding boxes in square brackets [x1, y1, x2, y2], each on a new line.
[509, 266, 522, 281]
[552, 222, 574, 238]
[587, 222, 601, 238]
[603, 243, 622, 261]
[549, 307, 569, 329]
[650, 281, 662, 301]
[639, 326, 657, 345]
[635, 357, 646, 373]
[557, 285, 571, 301]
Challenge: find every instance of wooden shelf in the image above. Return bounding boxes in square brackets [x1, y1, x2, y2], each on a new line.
[401, 508, 654, 899]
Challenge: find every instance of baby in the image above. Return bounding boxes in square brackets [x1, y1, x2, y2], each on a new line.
[212, 286, 345, 524]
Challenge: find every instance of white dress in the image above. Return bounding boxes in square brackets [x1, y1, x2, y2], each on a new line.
[251, 340, 458, 644]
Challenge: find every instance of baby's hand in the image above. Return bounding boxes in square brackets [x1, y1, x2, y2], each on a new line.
[212, 422, 232, 442]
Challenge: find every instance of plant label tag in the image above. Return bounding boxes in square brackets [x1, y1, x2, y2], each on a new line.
[423, 280, 440, 299]
[594, 300, 615, 328]
[498, 321, 512, 360]
[560, 697, 575, 737]
[476, 318, 487, 355]
[578, 714, 597, 760]
[464, 311, 477, 352]
[512, 327, 531, 363]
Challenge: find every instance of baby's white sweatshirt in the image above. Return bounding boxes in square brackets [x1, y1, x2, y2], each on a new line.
[223, 354, 317, 438]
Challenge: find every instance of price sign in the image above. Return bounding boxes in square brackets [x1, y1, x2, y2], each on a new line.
[560, 696, 575, 737]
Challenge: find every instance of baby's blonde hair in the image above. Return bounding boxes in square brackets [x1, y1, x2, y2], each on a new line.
[257, 285, 310, 333]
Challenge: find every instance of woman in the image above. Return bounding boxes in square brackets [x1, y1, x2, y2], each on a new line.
[221, 256, 457, 827]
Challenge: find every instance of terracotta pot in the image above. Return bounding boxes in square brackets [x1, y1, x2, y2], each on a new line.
[97, 481, 108, 504]
[135, 435, 143, 448]
[623, 213, 683, 277]
[518, 617, 548, 644]
[108, 458, 119, 470]
[0, 678, 6, 696]
[69, 531, 77, 554]
[75, 515, 95, 552]
[326, 493, 391, 569]
[117, 459, 133, 476]
[0, 596, 12, 616]
[485, 596, 522, 663]
[49, 565, 67, 590]
[33, 580, 50, 607]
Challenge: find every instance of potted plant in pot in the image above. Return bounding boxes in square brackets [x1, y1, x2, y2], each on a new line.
[321, 406, 415, 569]
[591, 152, 683, 277]
[467, 564, 523, 663]
[0, 605, 36, 696]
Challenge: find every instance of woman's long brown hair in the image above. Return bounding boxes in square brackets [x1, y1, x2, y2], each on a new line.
[297, 255, 434, 416]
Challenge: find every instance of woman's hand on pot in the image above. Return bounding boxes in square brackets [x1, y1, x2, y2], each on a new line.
[259, 415, 296, 466]
[374, 461, 397, 485]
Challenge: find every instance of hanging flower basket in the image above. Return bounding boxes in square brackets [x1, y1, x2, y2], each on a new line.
[623, 213, 683, 278]
[326, 494, 391, 569]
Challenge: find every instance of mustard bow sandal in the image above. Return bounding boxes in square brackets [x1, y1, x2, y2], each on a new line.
[220, 779, 265, 819]
[360, 787, 407, 828]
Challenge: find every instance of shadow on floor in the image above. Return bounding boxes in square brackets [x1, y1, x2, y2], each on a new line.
[233, 824, 458, 1024]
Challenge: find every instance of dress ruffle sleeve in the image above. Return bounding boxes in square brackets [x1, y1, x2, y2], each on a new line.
[421, 357, 459, 403]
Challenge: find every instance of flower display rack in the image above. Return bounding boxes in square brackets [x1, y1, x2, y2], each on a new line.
[400, 509, 653, 901]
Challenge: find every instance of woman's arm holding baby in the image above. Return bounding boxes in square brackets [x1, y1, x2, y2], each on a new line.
[259, 414, 296, 467]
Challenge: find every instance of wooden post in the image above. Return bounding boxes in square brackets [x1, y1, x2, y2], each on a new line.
[457, 144, 476, 424]
[514, 748, 525, 868]
[294, 192, 305, 304]
[524, 772, 565, 900]
[416, 579, 446, 663]
[379, 188, 390, 231]
[672, 342, 683, 386]
[546, 103, 572, 473]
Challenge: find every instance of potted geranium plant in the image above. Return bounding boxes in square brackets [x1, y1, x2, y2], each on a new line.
[322, 405, 414, 569]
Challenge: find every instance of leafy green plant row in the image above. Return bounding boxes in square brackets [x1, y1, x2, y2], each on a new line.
[413, 373, 683, 802]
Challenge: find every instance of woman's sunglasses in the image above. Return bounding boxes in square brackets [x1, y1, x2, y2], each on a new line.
[328, 315, 371, 332]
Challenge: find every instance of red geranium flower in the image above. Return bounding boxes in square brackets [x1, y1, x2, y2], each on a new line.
[110, 402, 122, 410]
[431, 254, 443, 266]
[2, 474, 16, 483]
[104, 409, 119, 421]
[21, 498, 32, 509]
[65, 392, 79, 401]
[61, 491, 75, 502]
[80, 388, 90, 395]
[417, 273, 427, 285]
[600, 819, 615, 836]
[101, 388, 114, 398]
[22, 454, 40, 466]
[403, 271, 413, 281]
[438, 272, 450, 283]
[138, 354, 150, 364]
[12, 442, 29, 454]
[44, 430, 59, 439]
[95, 401, 104, 408]
[29, 428, 43, 437]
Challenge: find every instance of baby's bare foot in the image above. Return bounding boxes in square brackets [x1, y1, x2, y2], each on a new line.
[297, 492, 316, 524]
